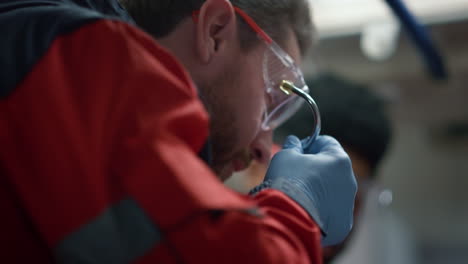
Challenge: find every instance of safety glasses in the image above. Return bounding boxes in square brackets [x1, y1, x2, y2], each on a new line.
[193, 7, 321, 143]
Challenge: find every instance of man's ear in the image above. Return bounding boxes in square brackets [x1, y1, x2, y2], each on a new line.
[195, 0, 237, 64]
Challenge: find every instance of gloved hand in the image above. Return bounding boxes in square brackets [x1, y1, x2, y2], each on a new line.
[250, 135, 357, 246]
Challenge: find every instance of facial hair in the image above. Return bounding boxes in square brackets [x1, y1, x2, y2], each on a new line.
[197, 65, 251, 181]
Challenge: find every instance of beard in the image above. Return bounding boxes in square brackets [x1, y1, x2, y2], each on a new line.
[197, 66, 252, 181]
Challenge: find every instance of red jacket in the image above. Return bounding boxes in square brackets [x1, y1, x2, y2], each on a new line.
[0, 2, 322, 263]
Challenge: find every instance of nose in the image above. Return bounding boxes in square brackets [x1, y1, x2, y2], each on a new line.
[249, 129, 273, 165]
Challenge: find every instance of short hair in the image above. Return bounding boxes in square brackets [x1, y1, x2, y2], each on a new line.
[274, 73, 392, 175]
[119, 0, 314, 56]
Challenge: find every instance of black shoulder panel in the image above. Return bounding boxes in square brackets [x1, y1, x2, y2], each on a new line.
[0, 0, 133, 98]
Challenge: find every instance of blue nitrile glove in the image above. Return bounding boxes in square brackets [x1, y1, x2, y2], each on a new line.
[250, 135, 357, 246]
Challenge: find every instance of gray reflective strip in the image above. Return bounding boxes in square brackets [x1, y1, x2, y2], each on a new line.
[54, 199, 162, 264]
[243, 207, 263, 218]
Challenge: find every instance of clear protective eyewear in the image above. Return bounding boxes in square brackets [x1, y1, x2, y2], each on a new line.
[193, 7, 321, 144]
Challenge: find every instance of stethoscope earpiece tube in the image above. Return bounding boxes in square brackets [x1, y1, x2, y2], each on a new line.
[280, 80, 321, 148]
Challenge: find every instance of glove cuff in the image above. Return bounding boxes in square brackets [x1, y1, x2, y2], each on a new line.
[248, 181, 272, 196]
[249, 178, 327, 237]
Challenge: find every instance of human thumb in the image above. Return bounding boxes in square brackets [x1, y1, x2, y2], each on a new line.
[282, 135, 303, 154]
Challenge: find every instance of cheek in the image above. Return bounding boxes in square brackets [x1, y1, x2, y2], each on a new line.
[238, 68, 265, 137]
[233, 96, 262, 149]
[229, 49, 266, 148]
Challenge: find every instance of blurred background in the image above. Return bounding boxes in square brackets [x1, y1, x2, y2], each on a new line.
[228, 0, 468, 263]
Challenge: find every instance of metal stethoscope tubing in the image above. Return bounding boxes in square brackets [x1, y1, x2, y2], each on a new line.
[280, 80, 321, 148]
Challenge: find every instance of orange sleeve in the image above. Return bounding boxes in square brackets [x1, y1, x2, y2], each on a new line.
[0, 19, 322, 264]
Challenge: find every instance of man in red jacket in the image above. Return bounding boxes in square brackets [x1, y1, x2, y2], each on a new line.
[0, 0, 357, 263]
[121, 0, 316, 180]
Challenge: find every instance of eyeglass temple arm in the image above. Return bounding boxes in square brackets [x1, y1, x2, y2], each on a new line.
[280, 80, 321, 147]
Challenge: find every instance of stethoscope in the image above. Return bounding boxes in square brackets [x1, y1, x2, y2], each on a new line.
[280, 80, 321, 148]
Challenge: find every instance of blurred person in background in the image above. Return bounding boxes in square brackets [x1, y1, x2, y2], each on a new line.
[227, 73, 393, 263]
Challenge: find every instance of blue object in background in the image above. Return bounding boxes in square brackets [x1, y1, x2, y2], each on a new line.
[384, 0, 448, 80]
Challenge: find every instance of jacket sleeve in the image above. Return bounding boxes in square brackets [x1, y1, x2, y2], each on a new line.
[0, 19, 322, 264]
